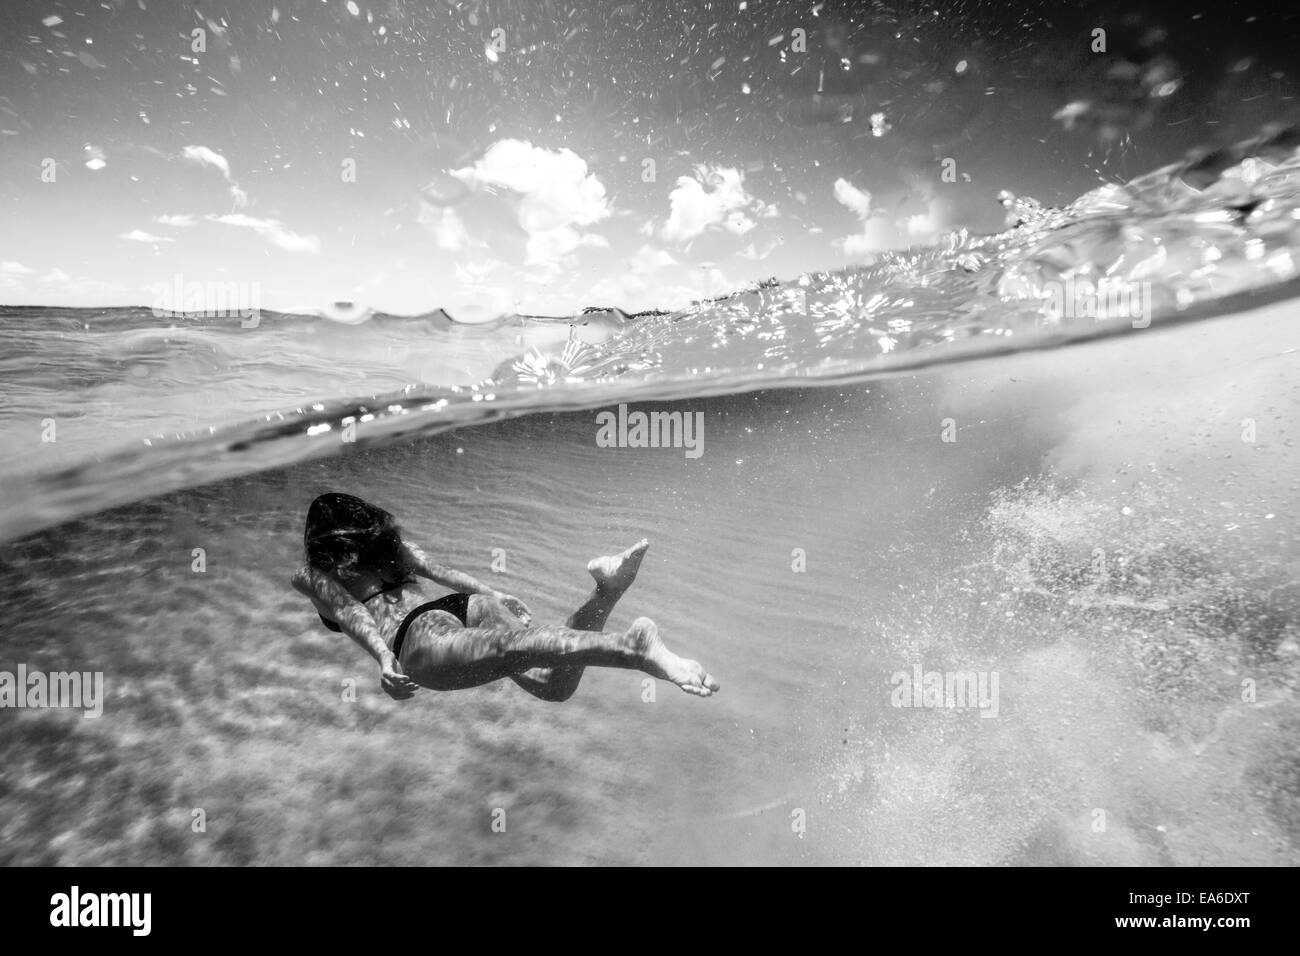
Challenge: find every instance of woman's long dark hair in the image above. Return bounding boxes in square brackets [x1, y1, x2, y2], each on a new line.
[304, 492, 405, 577]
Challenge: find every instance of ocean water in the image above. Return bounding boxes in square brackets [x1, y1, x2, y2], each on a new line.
[1, 132, 1299, 865]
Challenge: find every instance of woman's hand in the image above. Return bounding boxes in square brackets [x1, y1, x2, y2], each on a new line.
[379, 652, 419, 700]
[491, 591, 533, 625]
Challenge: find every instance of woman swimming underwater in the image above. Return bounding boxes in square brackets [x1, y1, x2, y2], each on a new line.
[292, 493, 719, 701]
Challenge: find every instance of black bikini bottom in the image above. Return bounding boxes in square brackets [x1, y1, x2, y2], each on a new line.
[392, 593, 472, 661]
[319, 593, 471, 662]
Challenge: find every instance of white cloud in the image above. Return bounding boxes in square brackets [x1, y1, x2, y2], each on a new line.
[121, 229, 173, 243]
[0, 262, 97, 293]
[836, 217, 899, 257]
[660, 179, 714, 241]
[455, 259, 504, 286]
[524, 226, 608, 269]
[452, 139, 609, 226]
[723, 210, 756, 236]
[207, 213, 320, 253]
[628, 244, 676, 274]
[422, 207, 472, 251]
[580, 245, 681, 309]
[452, 258, 516, 316]
[451, 139, 611, 268]
[0, 261, 34, 287]
[0, 263, 126, 300]
[181, 144, 231, 178]
[833, 176, 948, 257]
[586, 273, 648, 305]
[587, 256, 730, 312]
[661, 165, 757, 242]
[834, 198, 949, 258]
[832, 177, 873, 219]
[738, 238, 781, 260]
[155, 214, 196, 227]
[905, 209, 943, 238]
[182, 145, 248, 208]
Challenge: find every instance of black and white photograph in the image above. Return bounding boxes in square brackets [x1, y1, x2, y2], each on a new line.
[0, 0, 1297, 898]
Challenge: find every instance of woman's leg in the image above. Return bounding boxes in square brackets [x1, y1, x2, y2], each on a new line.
[461, 540, 649, 702]
[401, 615, 718, 697]
[510, 539, 649, 701]
[569, 538, 649, 631]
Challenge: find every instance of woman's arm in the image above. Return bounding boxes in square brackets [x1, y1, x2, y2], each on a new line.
[291, 566, 419, 700]
[401, 540, 496, 595]
[399, 540, 532, 624]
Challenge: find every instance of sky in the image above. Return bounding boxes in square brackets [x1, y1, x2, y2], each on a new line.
[1, 0, 1296, 316]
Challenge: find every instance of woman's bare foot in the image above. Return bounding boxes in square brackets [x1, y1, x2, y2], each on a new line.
[588, 538, 649, 595]
[625, 617, 720, 697]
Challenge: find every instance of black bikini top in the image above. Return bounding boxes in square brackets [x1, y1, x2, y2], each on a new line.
[318, 577, 414, 633]
[357, 577, 414, 603]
